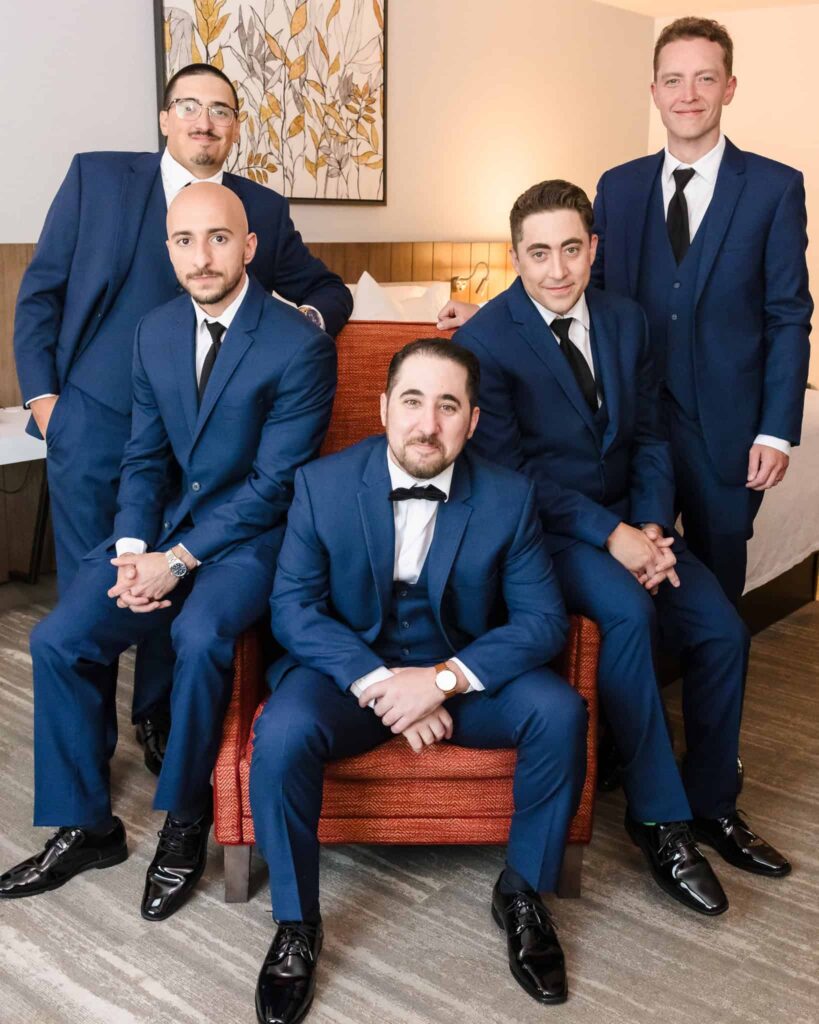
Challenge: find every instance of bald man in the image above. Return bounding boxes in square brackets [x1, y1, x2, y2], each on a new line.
[0, 184, 337, 922]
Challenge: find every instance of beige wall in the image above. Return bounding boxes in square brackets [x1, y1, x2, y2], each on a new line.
[649, 5, 819, 383]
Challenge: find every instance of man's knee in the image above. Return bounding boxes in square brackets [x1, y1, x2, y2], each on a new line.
[252, 696, 326, 781]
[519, 673, 588, 749]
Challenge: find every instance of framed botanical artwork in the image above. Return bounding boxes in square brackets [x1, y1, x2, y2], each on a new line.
[155, 0, 387, 204]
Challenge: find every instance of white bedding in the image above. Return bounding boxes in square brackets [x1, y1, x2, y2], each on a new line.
[744, 388, 819, 593]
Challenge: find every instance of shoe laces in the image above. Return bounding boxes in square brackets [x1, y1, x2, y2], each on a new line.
[156, 819, 202, 857]
[508, 892, 558, 934]
[656, 821, 696, 860]
[272, 924, 316, 964]
[44, 827, 82, 853]
[719, 809, 756, 839]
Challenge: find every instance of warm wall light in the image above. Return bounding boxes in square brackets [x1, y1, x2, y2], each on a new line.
[451, 261, 489, 295]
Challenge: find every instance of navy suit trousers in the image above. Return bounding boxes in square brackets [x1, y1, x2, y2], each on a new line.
[250, 666, 588, 920]
[31, 545, 274, 826]
[551, 539, 748, 820]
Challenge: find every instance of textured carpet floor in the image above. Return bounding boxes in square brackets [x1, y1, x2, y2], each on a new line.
[0, 599, 817, 1024]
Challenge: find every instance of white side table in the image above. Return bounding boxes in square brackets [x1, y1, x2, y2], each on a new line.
[0, 406, 48, 583]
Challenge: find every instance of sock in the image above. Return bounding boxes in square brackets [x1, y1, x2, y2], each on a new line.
[498, 865, 536, 895]
[79, 817, 117, 837]
[642, 822, 657, 826]
[169, 804, 208, 826]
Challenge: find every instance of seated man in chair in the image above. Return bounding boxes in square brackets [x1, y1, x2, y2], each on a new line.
[0, 183, 337, 921]
[250, 338, 588, 1023]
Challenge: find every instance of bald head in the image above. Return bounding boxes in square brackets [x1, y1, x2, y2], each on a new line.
[165, 182, 257, 314]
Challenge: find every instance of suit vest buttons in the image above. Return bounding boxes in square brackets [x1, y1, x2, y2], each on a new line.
[671, 314, 678, 321]
[401, 620, 410, 630]
[673, 282, 681, 289]
[191, 481, 201, 492]
[401, 647, 410, 657]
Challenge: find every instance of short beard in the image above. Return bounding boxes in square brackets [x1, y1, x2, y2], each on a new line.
[181, 266, 243, 307]
[394, 437, 450, 479]
[190, 150, 218, 167]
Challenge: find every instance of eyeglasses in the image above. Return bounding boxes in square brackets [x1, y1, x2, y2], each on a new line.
[167, 97, 238, 126]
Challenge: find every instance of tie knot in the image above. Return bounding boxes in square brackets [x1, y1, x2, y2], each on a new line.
[673, 168, 695, 193]
[205, 320, 225, 346]
[550, 317, 574, 345]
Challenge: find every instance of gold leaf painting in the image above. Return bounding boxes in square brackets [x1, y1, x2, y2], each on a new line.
[161, 0, 387, 203]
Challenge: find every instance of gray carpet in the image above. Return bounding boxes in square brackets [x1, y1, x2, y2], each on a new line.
[0, 599, 817, 1024]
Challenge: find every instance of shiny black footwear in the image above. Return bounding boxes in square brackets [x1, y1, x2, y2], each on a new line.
[141, 804, 212, 921]
[0, 819, 127, 899]
[256, 920, 323, 1024]
[134, 708, 171, 776]
[626, 816, 728, 916]
[692, 811, 791, 877]
[491, 877, 567, 1004]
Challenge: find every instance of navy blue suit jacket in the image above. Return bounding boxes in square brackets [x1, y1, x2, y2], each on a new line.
[455, 281, 675, 554]
[591, 138, 812, 482]
[268, 436, 569, 694]
[14, 150, 351, 423]
[100, 277, 336, 565]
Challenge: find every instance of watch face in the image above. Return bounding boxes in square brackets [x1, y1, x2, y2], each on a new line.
[169, 560, 187, 578]
[436, 669, 457, 692]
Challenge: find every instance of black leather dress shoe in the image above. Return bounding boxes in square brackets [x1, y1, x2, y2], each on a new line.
[626, 816, 728, 915]
[491, 878, 567, 1004]
[134, 708, 171, 776]
[256, 920, 323, 1024]
[692, 811, 791, 877]
[141, 804, 212, 921]
[0, 819, 127, 899]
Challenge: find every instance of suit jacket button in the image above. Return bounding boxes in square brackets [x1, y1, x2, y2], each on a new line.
[163, 520, 171, 529]
[673, 281, 681, 289]
[401, 648, 410, 657]
[671, 313, 678, 321]
[191, 481, 201, 492]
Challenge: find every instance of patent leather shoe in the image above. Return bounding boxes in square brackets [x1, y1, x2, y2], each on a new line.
[491, 877, 567, 1004]
[134, 707, 170, 776]
[256, 919, 322, 1024]
[626, 816, 728, 915]
[692, 811, 791, 877]
[141, 803, 212, 921]
[0, 819, 127, 899]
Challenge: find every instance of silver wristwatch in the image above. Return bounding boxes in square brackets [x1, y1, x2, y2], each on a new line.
[165, 549, 189, 579]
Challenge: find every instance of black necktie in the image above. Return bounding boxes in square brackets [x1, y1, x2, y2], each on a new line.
[388, 485, 447, 502]
[667, 167, 696, 264]
[198, 320, 225, 404]
[550, 317, 597, 413]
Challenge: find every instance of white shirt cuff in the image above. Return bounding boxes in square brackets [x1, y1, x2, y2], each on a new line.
[753, 434, 791, 456]
[450, 657, 484, 692]
[115, 538, 147, 556]
[25, 393, 58, 408]
[350, 665, 393, 700]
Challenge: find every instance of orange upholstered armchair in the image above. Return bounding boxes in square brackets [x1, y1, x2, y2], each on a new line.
[213, 321, 601, 901]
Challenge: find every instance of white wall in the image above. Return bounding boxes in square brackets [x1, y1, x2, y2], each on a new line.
[1, 0, 653, 244]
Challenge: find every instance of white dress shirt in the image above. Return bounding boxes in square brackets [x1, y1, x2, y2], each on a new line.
[160, 147, 224, 205]
[115, 276, 250, 561]
[530, 293, 600, 407]
[662, 134, 788, 455]
[350, 450, 485, 702]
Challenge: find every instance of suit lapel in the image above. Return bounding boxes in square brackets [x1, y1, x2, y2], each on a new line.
[106, 153, 164, 314]
[693, 139, 746, 306]
[586, 290, 620, 453]
[508, 278, 597, 437]
[169, 301, 199, 437]
[357, 442, 396, 629]
[192, 278, 264, 445]
[624, 152, 664, 296]
[426, 457, 473, 624]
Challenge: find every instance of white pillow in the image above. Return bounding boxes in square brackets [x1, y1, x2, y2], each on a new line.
[348, 272, 451, 322]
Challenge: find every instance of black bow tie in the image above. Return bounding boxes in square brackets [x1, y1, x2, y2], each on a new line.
[388, 485, 447, 502]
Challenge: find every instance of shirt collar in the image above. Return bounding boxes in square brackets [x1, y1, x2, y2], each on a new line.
[161, 147, 224, 201]
[386, 447, 454, 500]
[530, 291, 590, 331]
[663, 132, 726, 186]
[192, 273, 249, 333]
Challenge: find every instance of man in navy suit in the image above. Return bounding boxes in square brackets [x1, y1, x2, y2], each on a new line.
[454, 180, 790, 919]
[13, 62, 351, 763]
[250, 339, 588, 1021]
[0, 184, 337, 923]
[591, 17, 812, 605]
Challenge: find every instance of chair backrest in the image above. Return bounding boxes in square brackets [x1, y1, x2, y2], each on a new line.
[321, 321, 456, 456]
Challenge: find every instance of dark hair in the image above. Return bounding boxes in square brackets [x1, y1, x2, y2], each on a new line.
[653, 17, 734, 77]
[510, 179, 594, 247]
[386, 339, 480, 408]
[163, 63, 239, 111]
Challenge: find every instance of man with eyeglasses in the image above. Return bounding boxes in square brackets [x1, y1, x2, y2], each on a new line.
[14, 62, 352, 769]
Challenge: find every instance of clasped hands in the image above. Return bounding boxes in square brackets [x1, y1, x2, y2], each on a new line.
[107, 549, 193, 613]
[606, 522, 679, 594]
[358, 665, 465, 754]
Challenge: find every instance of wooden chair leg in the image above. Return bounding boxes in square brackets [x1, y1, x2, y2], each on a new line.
[224, 844, 252, 903]
[556, 844, 583, 898]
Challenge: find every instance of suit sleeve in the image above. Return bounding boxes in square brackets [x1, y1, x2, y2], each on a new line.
[113, 321, 175, 547]
[757, 171, 812, 444]
[590, 172, 607, 291]
[181, 330, 337, 562]
[456, 326, 622, 547]
[627, 311, 675, 528]
[453, 482, 569, 693]
[270, 198, 353, 338]
[13, 155, 82, 405]
[270, 469, 385, 692]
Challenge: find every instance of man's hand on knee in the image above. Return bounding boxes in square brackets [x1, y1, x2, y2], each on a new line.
[360, 667, 446, 733]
